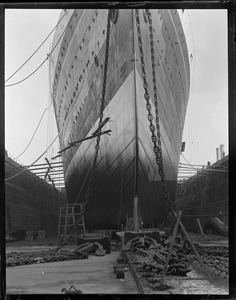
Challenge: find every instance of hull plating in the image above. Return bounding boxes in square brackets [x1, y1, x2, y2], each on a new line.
[49, 9, 191, 229]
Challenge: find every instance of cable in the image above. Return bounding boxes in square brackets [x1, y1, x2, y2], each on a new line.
[181, 213, 228, 217]
[5, 11, 67, 84]
[5, 134, 59, 182]
[15, 105, 52, 159]
[180, 152, 199, 172]
[5, 10, 98, 182]
[180, 162, 205, 167]
[5, 11, 70, 88]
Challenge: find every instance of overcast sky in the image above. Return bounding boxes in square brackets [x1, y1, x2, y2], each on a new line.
[4, 9, 228, 167]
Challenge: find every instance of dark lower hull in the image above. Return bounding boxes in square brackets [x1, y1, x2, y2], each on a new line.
[64, 70, 180, 229]
[50, 9, 191, 230]
[68, 172, 177, 230]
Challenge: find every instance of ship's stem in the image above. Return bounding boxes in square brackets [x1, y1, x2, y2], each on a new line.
[132, 9, 139, 231]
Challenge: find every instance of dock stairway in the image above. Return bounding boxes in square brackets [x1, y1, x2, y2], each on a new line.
[57, 203, 86, 245]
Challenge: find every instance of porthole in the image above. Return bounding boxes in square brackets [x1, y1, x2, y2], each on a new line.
[94, 55, 99, 67]
[109, 9, 119, 24]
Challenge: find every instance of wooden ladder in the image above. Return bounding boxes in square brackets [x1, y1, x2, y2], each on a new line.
[57, 203, 85, 245]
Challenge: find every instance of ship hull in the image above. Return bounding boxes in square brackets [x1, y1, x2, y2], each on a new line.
[50, 9, 191, 229]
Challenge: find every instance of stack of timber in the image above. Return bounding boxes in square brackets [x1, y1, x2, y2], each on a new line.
[175, 155, 228, 234]
[5, 150, 66, 239]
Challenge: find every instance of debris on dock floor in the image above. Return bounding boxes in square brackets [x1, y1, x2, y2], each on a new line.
[6, 248, 88, 267]
[6, 240, 111, 267]
[6, 234, 229, 295]
[120, 234, 229, 295]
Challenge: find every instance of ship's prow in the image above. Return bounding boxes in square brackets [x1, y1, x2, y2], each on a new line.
[49, 8, 192, 230]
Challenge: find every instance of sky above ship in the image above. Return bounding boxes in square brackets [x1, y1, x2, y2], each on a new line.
[4, 8, 228, 168]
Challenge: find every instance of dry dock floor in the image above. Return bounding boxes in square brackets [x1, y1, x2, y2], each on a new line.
[5, 235, 229, 295]
[6, 250, 138, 294]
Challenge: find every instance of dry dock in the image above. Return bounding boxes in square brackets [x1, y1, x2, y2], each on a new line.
[6, 235, 229, 295]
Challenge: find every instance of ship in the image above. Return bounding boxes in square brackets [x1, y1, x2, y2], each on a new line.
[49, 9, 193, 230]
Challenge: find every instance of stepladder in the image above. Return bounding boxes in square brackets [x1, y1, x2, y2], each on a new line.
[57, 203, 86, 246]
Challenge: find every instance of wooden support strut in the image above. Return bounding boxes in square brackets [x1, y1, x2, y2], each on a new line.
[58, 129, 111, 154]
[179, 218, 213, 282]
[160, 211, 182, 283]
[160, 211, 213, 284]
[45, 157, 53, 169]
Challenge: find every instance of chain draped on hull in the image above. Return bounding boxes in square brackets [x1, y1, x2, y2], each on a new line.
[49, 8, 191, 230]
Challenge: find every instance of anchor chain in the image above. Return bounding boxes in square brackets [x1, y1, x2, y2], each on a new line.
[135, 9, 175, 226]
[76, 9, 112, 226]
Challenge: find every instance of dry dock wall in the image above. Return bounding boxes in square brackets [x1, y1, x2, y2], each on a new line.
[175, 155, 228, 233]
[5, 151, 66, 237]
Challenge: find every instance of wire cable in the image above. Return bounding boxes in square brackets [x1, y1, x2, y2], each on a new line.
[5, 11, 67, 84]
[5, 134, 59, 182]
[14, 105, 52, 159]
[180, 152, 199, 172]
[181, 213, 228, 217]
[5, 11, 70, 88]
[5, 10, 98, 182]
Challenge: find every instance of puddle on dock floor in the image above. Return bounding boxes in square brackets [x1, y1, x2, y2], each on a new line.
[146, 268, 229, 295]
